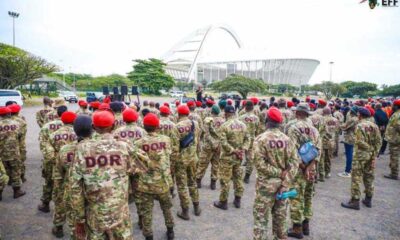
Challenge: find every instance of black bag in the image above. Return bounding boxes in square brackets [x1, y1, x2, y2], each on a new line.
[180, 120, 195, 149]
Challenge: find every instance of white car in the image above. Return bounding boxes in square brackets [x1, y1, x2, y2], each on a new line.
[0, 90, 24, 106]
[170, 91, 184, 98]
[59, 91, 78, 103]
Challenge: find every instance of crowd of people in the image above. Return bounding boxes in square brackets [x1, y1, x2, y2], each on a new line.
[0, 93, 399, 240]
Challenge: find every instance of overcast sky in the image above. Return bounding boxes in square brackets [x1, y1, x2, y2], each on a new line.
[0, 0, 399, 85]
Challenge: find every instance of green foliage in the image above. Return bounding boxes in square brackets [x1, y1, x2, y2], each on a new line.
[127, 58, 175, 95]
[0, 43, 59, 89]
[311, 81, 346, 100]
[271, 84, 299, 94]
[209, 74, 268, 99]
[175, 81, 194, 91]
[380, 84, 400, 97]
[340, 81, 377, 98]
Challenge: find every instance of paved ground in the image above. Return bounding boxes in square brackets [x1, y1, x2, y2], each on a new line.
[1, 102, 400, 240]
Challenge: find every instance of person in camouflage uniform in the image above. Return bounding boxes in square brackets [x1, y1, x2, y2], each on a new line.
[318, 107, 339, 181]
[187, 100, 204, 134]
[36, 96, 53, 128]
[158, 106, 179, 196]
[278, 98, 295, 131]
[315, 99, 327, 115]
[286, 103, 320, 239]
[49, 111, 78, 237]
[196, 105, 225, 190]
[384, 100, 400, 180]
[341, 107, 381, 210]
[175, 105, 202, 220]
[69, 110, 148, 240]
[240, 101, 260, 184]
[149, 101, 160, 116]
[0, 107, 26, 199]
[134, 113, 175, 240]
[0, 160, 9, 201]
[44, 99, 65, 124]
[214, 105, 250, 210]
[75, 100, 91, 115]
[38, 105, 67, 212]
[333, 104, 344, 157]
[110, 102, 126, 130]
[253, 108, 299, 240]
[194, 101, 207, 119]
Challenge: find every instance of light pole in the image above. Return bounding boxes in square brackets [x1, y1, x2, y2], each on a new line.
[329, 61, 334, 82]
[8, 11, 19, 46]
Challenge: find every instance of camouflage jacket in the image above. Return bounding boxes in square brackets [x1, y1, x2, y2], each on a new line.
[114, 113, 126, 130]
[203, 115, 225, 148]
[176, 117, 201, 164]
[135, 132, 173, 194]
[320, 115, 339, 149]
[341, 114, 358, 145]
[69, 133, 148, 229]
[149, 107, 160, 117]
[0, 118, 21, 161]
[75, 108, 91, 115]
[354, 119, 382, 158]
[43, 109, 59, 124]
[219, 116, 250, 163]
[49, 124, 77, 159]
[281, 108, 295, 126]
[333, 111, 344, 123]
[195, 107, 207, 120]
[238, 112, 260, 139]
[39, 119, 63, 157]
[36, 105, 53, 127]
[309, 113, 324, 133]
[385, 111, 400, 144]
[159, 117, 179, 160]
[189, 111, 204, 135]
[11, 115, 27, 139]
[254, 128, 299, 191]
[113, 123, 147, 146]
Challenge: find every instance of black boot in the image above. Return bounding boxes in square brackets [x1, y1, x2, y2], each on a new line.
[213, 200, 228, 210]
[384, 174, 399, 180]
[341, 198, 360, 210]
[170, 187, 176, 198]
[233, 196, 241, 208]
[302, 219, 310, 236]
[177, 207, 190, 220]
[145, 236, 153, 240]
[38, 201, 50, 213]
[243, 173, 250, 184]
[193, 202, 202, 216]
[166, 227, 174, 240]
[287, 223, 304, 239]
[210, 179, 216, 190]
[51, 225, 64, 238]
[0, 190, 2, 201]
[362, 196, 372, 208]
[21, 175, 27, 183]
[138, 215, 143, 229]
[13, 187, 26, 199]
[196, 178, 202, 188]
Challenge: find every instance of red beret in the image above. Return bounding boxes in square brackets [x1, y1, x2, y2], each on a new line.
[196, 101, 202, 107]
[267, 108, 283, 123]
[309, 103, 316, 109]
[78, 100, 88, 107]
[122, 109, 139, 123]
[103, 97, 111, 104]
[365, 105, 375, 116]
[90, 101, 101, 109]
[175, 100, 180, 106]
[305, 96, 311, 102]
[242, 100, 247, 106]
[227, 99, 233, 105]
[177, 105, 190, 115]
[61, 111, 77, 124]
[163, 102, 170, 107]
[159, 106, 170, 114]
[206, 99, 214, 105]
[287, 101, 294, 108]
[99, 103, 110, 111]
[92, 111, 115, 128]
[8, 104, 21, 113]
[0, 107, 11, 116]
[143, 113, 160, 127]
[318, 99, 327, 106]
[250, 97, 259, 104]
[187, 100, 195, 108]
[394, 99, 400, 106]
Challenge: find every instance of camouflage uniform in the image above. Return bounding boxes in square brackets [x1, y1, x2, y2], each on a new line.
[11, 115, 27, 179]
[0, 118, 22, 187]
[149, 107, 160, 117]
[175, 117, 201, 209]
[75, 108, 91, 115]
[39, 119, 63, 203]
[69, 133, 148, 240]
[134, 132, 174, 237]
[0, 160, 9, 193]
[43, 109, 59, 125]
[49, 125, 77, 228]
[114, 112, 126, 130]
[36, 105, 53, 127]
[333, 111, 344, 156]
[286, 119, 320, 224]
[196, 115, 225, 182]
[318, 115, 339, 180]
[341, 113, 358, 146]
[218, 115, 249, 202]
[281, 108, 295, 131]
[195, 107, 207, 120]
[351, 119, 381, 200]
[253, 128, 299, 240]
[385, 111, 400, 178]
[238, 112, 260, 176]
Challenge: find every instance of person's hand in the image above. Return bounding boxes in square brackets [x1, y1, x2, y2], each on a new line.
[280, 169, 289, 180]
[305, 163, 316, 182]
[275, 186, 288, 204]
[75, 223, 86, 240]
[371, 158, 376, 170]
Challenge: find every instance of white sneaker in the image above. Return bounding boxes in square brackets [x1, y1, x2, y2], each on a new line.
[338, 172, 351, 178]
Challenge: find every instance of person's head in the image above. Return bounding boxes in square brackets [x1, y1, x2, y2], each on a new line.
[149, 101, 155, 108]
[322, 107, 331, 116]
[211, 105, 220, 116]
[260, 102, 268, 111]
[43, 96, 52, 106]
[90, 101, 100, 111]
[335, 104, 341, 111]
[123, 108, 139, 123]
[159, 106, 170, 117]
[270, 96, 275, 104]
[294, 103, 311, 119]
[266, 107, 283, 129]
[358, 107, 371, 120]
[74, 115, 93, 141]
[57, 106, 68, 117]
[61, 111, 77, 125]
[287, 101, 294, 109]
[110, 101, 123, 113]
[143, 100, 149, 106]
[53, 99, 66, 109]
[365, 105, 375, 116]
[175, 100, 180, 107]
[393, 99, 400, 112]
[196, 101, 202, 108]
[99, 103, 111, 111]
[143, 113, 160, 133]
[245, 101, 254, 112]
[155, 102, 160, 110]
[8, 104, 21, 116]
[5, 101, 17, 106]
[218, 100, 227, 110]
[224, 105, 235, 118]
[350, 106, 359, 116]
[92, 110, 115, 133]
[206, 99, 214, 107]
[318, 99, 327, 108]
[187, 100, 196, 111]
[0, 107, 11, 118]
[141, 108, 150, 117]
[177, 105, 190, 117]
[78, 100, 88, 109]
[278, 98, 286, 108]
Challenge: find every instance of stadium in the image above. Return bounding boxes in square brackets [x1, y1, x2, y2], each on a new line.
[163, 25, 320, 87]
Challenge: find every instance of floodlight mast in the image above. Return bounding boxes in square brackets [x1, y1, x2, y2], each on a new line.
[8, 11, 20, 46]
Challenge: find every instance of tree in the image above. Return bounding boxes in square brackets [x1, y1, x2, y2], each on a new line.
[380, 84, 400, 97]
[0, 43, 59, 89]
[340, 81, 377, 98]
[127, 58, 175, 94]
[209, 74, 268, 99]
[311, 81, 346, 100]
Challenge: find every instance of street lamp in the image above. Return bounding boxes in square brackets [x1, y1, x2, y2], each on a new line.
[8, 11, 20, 46]
[329, 61, 334, 82]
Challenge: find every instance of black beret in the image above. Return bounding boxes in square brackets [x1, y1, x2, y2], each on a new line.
[224, 105, 235, 113]
[57, 106, 68, 117]
[110, 101, 123, 112]
[73, 115, 93, 138]
[358, 107, 371, 117]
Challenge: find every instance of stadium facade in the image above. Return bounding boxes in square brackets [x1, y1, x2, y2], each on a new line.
[163, 25, 320, 87]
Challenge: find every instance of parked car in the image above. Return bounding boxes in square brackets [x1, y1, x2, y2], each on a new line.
[59, 91, 78, 103]
[219, 92, 241, 100]
[170, 90, 184, 98]
[0, 90, 24, 106]
[170, 96, 196, 112]
[86, 92, 104, 103]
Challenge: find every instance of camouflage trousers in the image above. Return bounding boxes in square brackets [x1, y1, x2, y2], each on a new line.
[318, 148, 333, 179]
[388, 144, 400, 177]
[3, 160, 22, 187]
[19, 138, 27, 179]
[0, 161, 9, 191]
[175, 161, 199, 208]
[245, 139, 255, 175]
[219, 160, 244, 201]
[351, 152, 374, 200]
[53, 180, 66, 226]
[136, 191, 174, 237]
[334, 133, 340, 156]
[40, 157, 54, 203]
[87, 217, 133, 240]
[290, 174, 315, 224]
[196, 145, 220, 181]
[253, 189, 288, 240]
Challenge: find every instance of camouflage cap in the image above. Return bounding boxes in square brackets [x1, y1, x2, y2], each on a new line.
[53, 98, 66, 108]
[293, 102, 311, 114]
